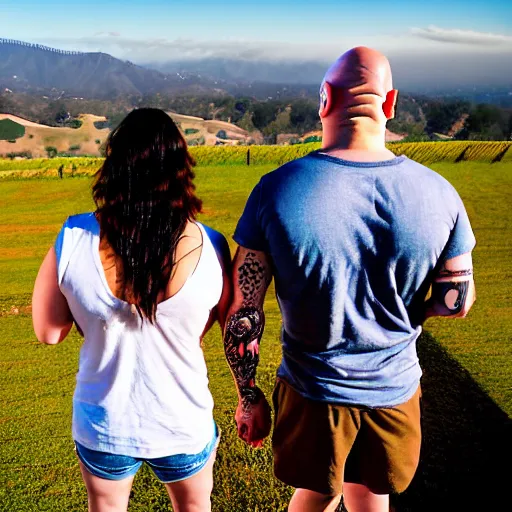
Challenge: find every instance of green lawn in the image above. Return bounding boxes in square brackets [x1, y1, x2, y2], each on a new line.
[0, 162, 511, 511]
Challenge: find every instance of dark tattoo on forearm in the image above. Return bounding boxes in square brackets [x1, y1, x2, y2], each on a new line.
[224, 251, 271, 409]
[430, 280, 470, 315]
[438, 268, 473, 278]
[225, 307, 263, 390]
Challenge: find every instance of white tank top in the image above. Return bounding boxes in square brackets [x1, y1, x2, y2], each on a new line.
[55, 213, 223, 458]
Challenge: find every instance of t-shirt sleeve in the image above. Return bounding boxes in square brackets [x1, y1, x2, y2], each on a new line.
[233, 180, 268, 252]
[441, 192, 476, 261]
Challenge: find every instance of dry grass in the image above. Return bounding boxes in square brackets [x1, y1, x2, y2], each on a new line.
[0, 114, 110, 157]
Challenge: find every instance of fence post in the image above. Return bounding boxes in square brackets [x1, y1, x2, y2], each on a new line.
[247, 149, 250, 166]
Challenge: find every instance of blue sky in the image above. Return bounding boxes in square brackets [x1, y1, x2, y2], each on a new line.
[1, 0, 512, 64]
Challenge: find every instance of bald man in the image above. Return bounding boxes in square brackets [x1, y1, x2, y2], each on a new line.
[223, 47, 476, 512]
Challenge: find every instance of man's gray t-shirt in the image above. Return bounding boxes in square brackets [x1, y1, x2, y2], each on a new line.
[233, 151, 476, 408]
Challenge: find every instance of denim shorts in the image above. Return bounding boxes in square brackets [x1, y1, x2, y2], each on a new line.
[75, 423, 220, 483]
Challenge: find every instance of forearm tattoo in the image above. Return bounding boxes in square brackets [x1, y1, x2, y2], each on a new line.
[225, 307, 263, 389]
[224, 251, 270, 407]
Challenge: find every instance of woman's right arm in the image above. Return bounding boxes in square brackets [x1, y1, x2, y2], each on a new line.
[32, 247, 74, 345]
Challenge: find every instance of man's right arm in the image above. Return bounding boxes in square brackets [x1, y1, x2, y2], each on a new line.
[424, 251, 476, 319]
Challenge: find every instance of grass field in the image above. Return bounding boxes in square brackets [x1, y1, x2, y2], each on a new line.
[1, 160, 511, 511]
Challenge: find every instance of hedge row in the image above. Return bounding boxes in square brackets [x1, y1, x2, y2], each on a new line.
[389, 141, 512, 164]
[0, 141, 511, 174]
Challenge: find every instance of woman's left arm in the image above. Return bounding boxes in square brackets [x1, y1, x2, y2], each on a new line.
[32, 247, 74, 345]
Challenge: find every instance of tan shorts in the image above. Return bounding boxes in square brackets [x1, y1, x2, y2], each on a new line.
[272, 378, 422, 496]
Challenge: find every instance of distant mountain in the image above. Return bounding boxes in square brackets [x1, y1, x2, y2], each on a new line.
[0, 38, 218, 99]
[150, 58, 328, 86]
[0, 39, 324, 101]
[147, 56, 512, 107]
[2, 38, 511, 108]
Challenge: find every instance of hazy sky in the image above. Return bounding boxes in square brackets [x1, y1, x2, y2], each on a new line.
[1, 0, 512, 88]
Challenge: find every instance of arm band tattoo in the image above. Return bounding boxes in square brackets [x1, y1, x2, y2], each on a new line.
[430, 280, 470, 315]
[438, 268, 473, 278]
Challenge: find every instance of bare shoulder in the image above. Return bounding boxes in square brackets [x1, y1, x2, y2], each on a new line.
[173, 221, 203, 261]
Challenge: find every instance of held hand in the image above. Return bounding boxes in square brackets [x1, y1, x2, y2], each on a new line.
[235, 386, 272, 448]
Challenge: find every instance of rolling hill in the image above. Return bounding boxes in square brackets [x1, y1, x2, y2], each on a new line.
[0, 39, 214, 99]
[0, 112, 256, 157]
[0, 113, 109, 157]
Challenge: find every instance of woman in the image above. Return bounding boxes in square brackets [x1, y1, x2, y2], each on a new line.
[32, 108, 231, 512]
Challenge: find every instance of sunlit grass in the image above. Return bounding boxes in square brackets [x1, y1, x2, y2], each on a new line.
[1, 161, 511, 510]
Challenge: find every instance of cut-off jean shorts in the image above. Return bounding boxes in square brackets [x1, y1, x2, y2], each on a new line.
[75, 422, 220, 483]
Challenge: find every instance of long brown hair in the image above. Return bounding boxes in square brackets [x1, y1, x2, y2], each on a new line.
[92, 108, 202, 322]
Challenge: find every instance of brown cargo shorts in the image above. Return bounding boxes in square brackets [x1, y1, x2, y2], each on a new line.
[272, 378, 422, 496]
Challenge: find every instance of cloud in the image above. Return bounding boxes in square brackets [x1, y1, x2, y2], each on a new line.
[93, 31, 121, 38]
[41, 34, 342, 62]
[411, 25, 512, 47]
[16, 32, 512, 89]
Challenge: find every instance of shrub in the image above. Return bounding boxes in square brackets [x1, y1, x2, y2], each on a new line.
[0, 119, 25, 141]
[68, 144, 81, 151]
[45, 146, 58, 158]
[66, 119, 83, 129]
[303, 135, 322, 144]
[6, 151, 32, 160]
[93, 121, 109, 130]
[185, 128, 200, 135]
[187, 136, 205, 146]
[95, 139, 101, 144]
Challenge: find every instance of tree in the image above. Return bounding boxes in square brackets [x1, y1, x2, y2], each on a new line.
[237, 111, 256, 132]
[425, 100, 471, 136]
[252, 102, 280, 131]
[45, 146, 58, 158]
[457, 104, 509, 141]
[289, 100, 320, 134]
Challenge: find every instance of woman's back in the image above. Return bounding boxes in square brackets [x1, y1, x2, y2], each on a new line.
[55, 212, 223, 458]
[33, 108, 231, 510]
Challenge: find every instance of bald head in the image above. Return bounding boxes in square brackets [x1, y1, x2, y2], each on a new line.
[319, 47, 398, 129]
[322, 46, 393, 96]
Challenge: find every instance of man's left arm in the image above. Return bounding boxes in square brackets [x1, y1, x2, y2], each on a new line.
[424, 251, 476, 320]
[223, 246, 273, 448]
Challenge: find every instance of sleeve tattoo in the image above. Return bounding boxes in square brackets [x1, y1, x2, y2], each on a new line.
[224, 251, 272, 406]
